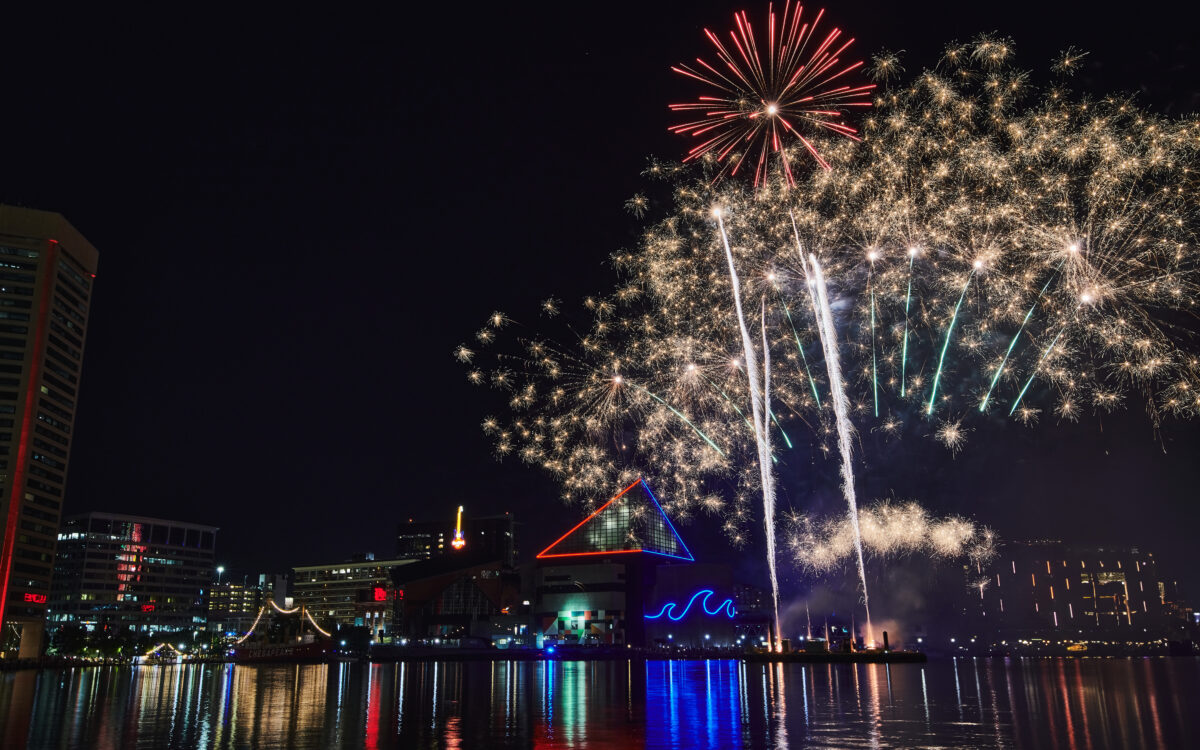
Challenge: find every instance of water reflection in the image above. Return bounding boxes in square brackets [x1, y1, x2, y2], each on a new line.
[0, 657, 1196, 748]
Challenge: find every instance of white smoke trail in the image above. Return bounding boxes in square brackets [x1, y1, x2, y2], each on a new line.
[760, 295, 781, 649]
[715, 209, 781, 651]
[795, 230, 873, 646]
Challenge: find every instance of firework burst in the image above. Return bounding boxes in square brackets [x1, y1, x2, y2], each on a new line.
[669, 3, 875, 184]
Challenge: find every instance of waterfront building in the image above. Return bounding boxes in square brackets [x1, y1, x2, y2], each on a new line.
[48, 512, 217, 634]
[397, 510, 517, 566]
[961, 540, 1193, 646]
[0, 205, 99, 659]
[389, 554, 527, 644]
[292, 553, 416, 635]
[533, 478, 739, 648]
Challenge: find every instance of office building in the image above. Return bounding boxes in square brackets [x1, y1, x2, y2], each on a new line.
[48, 512, 217, 634]
[962, 540, 1192, 646]
[0, 206, 99, 658]
[292, 554, 416, 634]
[208, 574, 284, 635]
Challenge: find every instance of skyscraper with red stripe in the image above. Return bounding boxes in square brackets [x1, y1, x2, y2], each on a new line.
[0, 205, 97, 659]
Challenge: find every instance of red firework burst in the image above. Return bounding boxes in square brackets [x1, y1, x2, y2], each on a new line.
[669, 3, 874, 185]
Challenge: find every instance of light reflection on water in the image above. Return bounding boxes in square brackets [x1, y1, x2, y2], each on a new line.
[1, 657, 1197, 748]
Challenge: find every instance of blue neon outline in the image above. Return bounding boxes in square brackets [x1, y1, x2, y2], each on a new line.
[638, 478, 695, 562]
[645, 588, 736, 620]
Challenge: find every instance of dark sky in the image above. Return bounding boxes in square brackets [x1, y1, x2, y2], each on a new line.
[2, 3, 1198, 593]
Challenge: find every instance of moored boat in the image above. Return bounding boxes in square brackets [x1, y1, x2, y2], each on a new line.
[232, 637, 336, 664]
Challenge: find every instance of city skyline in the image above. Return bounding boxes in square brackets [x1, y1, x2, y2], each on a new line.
[0, 2, 1197, 597]
[2, 5, 1199, 747]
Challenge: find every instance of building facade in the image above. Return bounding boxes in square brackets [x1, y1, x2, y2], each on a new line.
[532, 478, 744, 649]
[48, 512, 217, 634]
[962, 540, 1192, 647]
[731, 583, 772, 643]
[396, 518, 447, 560]
[207, 574, 284, 635]
[390, 555, 526, 644]
[292, 555, 416, 635]
[0, 206, 99, 658]
[642, 563, 738, 649]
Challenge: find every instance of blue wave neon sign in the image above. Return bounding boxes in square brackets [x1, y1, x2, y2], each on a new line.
[645, 589, 736, 621]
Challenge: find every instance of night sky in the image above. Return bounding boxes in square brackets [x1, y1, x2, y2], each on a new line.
[3, 4, 1198, 596]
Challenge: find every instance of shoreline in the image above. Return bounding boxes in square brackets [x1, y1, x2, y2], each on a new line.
[9, 648, 1200, 671]
[4, 649, 927, 669]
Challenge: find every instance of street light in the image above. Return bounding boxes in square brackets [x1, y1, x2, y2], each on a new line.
[216, 566, 225, 585]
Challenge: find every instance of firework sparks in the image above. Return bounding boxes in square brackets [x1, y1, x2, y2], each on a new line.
[787, 500, 997, 575]
[934, 419, 970, 455]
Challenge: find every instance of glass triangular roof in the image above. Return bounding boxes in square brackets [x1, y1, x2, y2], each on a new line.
[537, 478, 693, 561]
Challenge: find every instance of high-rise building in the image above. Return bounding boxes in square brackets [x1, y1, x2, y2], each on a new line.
[0, 206, 98, 659]
[48, 512, 217, 634]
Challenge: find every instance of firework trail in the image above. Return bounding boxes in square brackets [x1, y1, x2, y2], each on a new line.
[760, 296, 782, 648]
[776, 286, 822, 404]
[803, 249, 873, 644]
[899, 247, 916, 397]
[981, 266, 1060, 412]
[715, 207, 782, 650]
[927, 265, 977, 415]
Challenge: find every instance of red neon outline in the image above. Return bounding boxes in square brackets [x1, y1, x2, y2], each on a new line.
[535, 479, 692, 560]
[0, 240, 56, 632]
[535, 479, 641, 559]
[539, 549, 645, 559]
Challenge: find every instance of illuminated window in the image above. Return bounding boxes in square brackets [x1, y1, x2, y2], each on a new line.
[0, 246, 40, 259]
